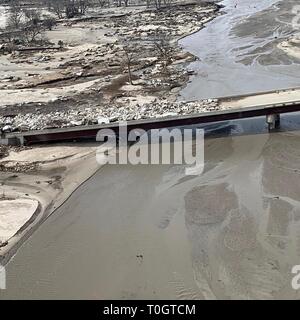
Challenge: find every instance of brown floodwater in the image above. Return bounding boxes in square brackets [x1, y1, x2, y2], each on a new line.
[1, 115, 300, 299]
[179, 0, 300, 100]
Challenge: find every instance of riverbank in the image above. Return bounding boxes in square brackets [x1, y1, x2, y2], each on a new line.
[0, 143, 102, 264]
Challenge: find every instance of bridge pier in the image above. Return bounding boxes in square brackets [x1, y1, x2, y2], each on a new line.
[266, 114, 280, 131]
[0, 136, 23, 146]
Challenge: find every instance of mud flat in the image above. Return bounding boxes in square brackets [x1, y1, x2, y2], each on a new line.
[278, 36, 300, 61]
[0, 143, 102, 264]
[183, 131, 300, 299]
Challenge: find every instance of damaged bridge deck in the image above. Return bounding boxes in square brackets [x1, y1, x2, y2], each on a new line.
[3, 97, 300, 145]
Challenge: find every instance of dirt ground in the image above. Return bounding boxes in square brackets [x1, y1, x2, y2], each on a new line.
[0, 2, 220, 116]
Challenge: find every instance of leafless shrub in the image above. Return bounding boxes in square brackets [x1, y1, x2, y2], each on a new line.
[97, 0, 108, 7]
[7, 0, 23, 29]
[123, 45, 135, 85]
[3, 6, 47, 46]
[46, 0, 90, 19]
[154, 0, 162, 10]
[78, 0, 90, 14]
[42, 15, 57, 30]
[154, 38, 173, 74]
[46, 0, 65, 19]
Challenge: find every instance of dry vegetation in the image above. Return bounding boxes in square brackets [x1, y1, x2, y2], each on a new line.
[0, 0, 221, 133]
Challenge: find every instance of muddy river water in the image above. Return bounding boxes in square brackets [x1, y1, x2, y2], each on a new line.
[179, 0, 300, 100]
[2, 0, 300, 299]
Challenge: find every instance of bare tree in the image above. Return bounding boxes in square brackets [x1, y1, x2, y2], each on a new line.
[113, 0, 129, 7]
[153, 0, 162, 10]
[7, 0, 23, 29]
[42, 15, 57, 30]
[154, 38, 173, 74]
[163, 0, 173, 7]
[97, 0, 108, 7]
[4, 6, 47, 45]
[113, 0, 121, 7]
[22, 25, 43, 43]
[46, 0, 65, 19]
[23, 9, 41, 26]
[22, 9, 45, 43]
[79, 0, 89, 14]
[65, 2, 79, 18]
[123, 46, 134, 85]
[47, 0, 90, 18]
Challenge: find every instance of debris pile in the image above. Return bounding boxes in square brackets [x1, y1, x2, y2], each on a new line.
[0, 161, 38, 173]
[0, 99, 220, 132]
[109, 3, 219, 40]
[0, 145, 9, 159]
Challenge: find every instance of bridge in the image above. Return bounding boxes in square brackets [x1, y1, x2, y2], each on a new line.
[3, 87, 300, 145]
